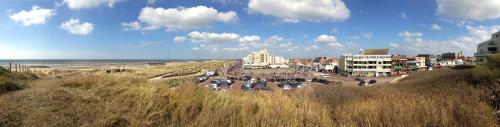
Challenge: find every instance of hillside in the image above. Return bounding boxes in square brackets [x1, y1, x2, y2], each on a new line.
[0, 55, 500, 127]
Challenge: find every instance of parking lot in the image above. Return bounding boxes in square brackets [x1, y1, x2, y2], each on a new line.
[196, 64, 398, 92]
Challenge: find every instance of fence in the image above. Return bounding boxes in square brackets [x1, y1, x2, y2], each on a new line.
[6, 62, 31, 73]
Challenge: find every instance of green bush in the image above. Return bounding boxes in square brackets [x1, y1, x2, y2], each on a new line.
[0, 77, 22, 94]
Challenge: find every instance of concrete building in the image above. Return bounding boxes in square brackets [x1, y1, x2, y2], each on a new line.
[391, 55, 408, 72]
[475, 31, 500, 62]
[243, 50, 288, 68]
[407, 57, 427, 71]
[442, 51, 464, 61]
[438, 51, 466, 67]
[416, 54, 436, 69]
[339, 49, 392, 77]
[312, 57, 338, 72]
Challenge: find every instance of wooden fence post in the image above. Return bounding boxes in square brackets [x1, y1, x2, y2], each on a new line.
[9, 62, 12, 72]
[15, 64, 18, 72]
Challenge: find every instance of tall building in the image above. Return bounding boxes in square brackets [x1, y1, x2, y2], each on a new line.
[243, 50, 288, 68]
[339, 49, 392, 77]
[475, 31, 500, 62]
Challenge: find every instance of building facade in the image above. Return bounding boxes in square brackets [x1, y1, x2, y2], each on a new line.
[339, 49, 392, 77]
[475, 31, 500, 62]
[407, 57, 427, 71]
[243, 50, 288, 68]
[441, 51, 464, 60]
[391, 55, 408, 72]
[416, 54, 436, 69]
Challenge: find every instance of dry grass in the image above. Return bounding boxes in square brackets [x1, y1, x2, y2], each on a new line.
[310, 69, 497, 126]
[0, 74, 332, 127]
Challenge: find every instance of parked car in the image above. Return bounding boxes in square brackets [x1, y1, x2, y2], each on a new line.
[207, 70, 216, 76]
[368, 79, 377, 84]
[241, 81, 253, 91]
[198, 76, 208, 83]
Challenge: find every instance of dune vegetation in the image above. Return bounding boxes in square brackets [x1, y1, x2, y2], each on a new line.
[1, 55, 500, 127]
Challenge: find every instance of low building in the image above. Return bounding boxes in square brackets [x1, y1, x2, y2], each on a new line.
[475, 31, 500, 63]
[312, 57, 338, 72]
[407, 57, 427, 71]
[391, 55, 408, 73]
[416, 54, 436, 69]
[339, 49, 392, 77]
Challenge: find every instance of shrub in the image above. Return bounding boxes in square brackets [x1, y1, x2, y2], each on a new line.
[0, 77, 22, 94]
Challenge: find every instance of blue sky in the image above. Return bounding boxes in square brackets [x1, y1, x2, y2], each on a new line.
[0, 0, 499, 59]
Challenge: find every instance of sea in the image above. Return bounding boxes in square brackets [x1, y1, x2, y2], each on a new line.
[0, 59, 210, 68]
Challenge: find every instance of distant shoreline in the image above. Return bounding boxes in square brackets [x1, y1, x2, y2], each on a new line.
[0, 59, 225, 68]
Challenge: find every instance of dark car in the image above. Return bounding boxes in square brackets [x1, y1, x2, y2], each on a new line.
[368, 79, 377, 84]
[358, 80, 366, 86]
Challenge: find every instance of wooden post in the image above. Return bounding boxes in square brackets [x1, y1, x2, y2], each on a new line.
[15, 64, 18, 72]
[9, 62, 11, 72]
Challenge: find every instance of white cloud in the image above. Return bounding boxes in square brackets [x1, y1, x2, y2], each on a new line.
[279, 42, 293, 48]
[137, 6, 238, 31]
[131, 41, 161, 48]
[305, 45, 318, 51]
[121, 21, 142, 31]
[430, 24, 442, 30]
[400, 12, 408, 19]
[60, 18, 94, 35]
[64, 0, 118, 9]
[398, 31, 422, 38]
[239, 35, 261, 43]
[248, 0, 350, 22]
[396, 25, 500, 55]
[173, 36, 187, 43]
[362, 32, 373, 39]
[314, 34, 343, 48]
[437, 0, 500, 20]
[9, 6, 55, 26]
[389, 43, 400, 48]
[188, 31, 240, 43]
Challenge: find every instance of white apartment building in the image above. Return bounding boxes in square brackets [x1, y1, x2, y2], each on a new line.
[339, 49, 392, 77]
[243, 50, 288, 68]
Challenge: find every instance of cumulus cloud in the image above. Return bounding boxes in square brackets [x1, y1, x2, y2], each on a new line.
[248, 0, 350, 22]
[173, 36, 186, 43]
[431, 24, 442, 30]
[188, 31, 240, 43]
[135, 6, 238, 31]
[396, 25, 500, 55]
[315, 34, 343, 48]
[63, 0, 118, 9]
[239, 35, 261, 43]
[60, 18, 94, 35]
[9, 6, 55, 26]
[121, 21, 142, 31]
[437, 0, 500, 20]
